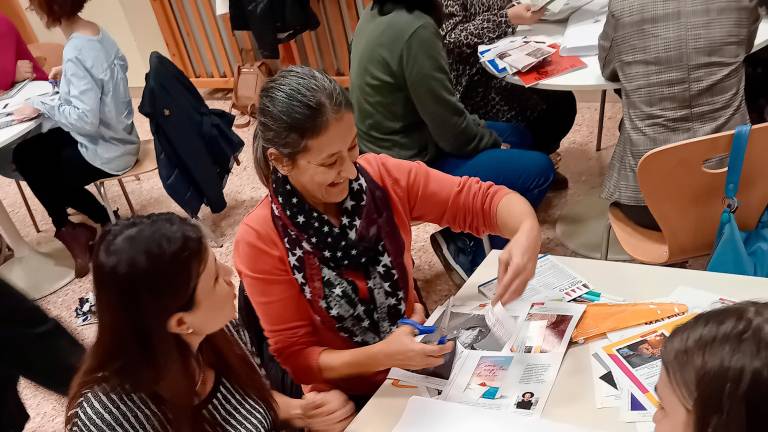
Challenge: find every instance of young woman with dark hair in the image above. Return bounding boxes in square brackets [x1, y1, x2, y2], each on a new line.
[66, 213, 355, 432]
[655, 302, 768, 432]
[12, 0, 139, 278]
[351, 0, 555, 284]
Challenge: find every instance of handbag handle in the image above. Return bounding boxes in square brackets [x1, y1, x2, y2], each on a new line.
[723, 124, 752, 208]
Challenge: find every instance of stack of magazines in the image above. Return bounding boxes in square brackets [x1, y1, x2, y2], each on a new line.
[478, 37, 586, 87]
[478, 36, 556, 78]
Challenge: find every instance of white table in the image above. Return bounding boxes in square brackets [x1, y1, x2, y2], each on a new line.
[348, 251, 768, 432]
[0, 81, 75, 299]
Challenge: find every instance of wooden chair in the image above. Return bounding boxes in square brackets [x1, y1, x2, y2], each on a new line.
[605, 123, 768, 265]
[93, 139, 158, 221]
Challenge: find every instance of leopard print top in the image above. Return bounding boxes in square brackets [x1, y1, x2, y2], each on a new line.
[441, 0, 519, 97]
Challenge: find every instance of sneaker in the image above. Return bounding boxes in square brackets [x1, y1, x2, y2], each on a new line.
[430, 228, 489, 288]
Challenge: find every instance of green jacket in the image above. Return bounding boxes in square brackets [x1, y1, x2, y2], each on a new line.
[350, 6, 500, 162]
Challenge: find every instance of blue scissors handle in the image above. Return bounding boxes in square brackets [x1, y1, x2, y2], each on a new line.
[397, 319, 448, 345]
[397, 319, 435, 335]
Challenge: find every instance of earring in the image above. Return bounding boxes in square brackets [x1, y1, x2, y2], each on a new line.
[185, 328, 194, 334]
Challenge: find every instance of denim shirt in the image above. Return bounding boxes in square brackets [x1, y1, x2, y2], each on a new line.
[33, 29, 139, 175]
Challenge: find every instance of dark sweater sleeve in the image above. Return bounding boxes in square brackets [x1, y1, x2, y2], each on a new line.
[441, 0, 516, 56]
[402, 23, 500, 157]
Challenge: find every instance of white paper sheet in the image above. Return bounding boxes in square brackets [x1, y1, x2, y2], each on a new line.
[215, 0, 229, 15]
[393, 396, 591, 432]
[560, 0, 608, 56]
[478, 255, 592, 304]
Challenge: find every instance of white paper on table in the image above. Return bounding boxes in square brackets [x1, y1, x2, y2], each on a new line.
[521, 0, 569, 13]
[589, 340, 621, 408]
[479, 255, 592, 305]
[541, 0, 594, 22]
[635, 421, 655, 432]
[393, 396, 591, 432]
[560, 0, 608, 57]
[215, 0, 229, 15]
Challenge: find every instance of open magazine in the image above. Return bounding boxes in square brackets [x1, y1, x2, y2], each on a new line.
[440, 302, 585, 417]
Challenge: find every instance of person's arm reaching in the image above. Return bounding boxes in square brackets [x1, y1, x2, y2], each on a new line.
[402, 23, 500, 156]
[370, 154, 540, 305]
[493, 193, 541, 305]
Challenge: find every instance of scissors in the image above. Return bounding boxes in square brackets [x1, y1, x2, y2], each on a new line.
[397, 297, 453, 345]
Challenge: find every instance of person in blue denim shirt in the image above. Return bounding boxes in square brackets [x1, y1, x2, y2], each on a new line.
[12, 0, 139, 278]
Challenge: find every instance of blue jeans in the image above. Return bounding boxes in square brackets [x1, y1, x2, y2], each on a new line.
[429, 121, 555, 208]
[430, 121, 554, 250]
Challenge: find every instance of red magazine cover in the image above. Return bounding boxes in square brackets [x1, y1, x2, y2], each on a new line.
[516, 44, 586, 87]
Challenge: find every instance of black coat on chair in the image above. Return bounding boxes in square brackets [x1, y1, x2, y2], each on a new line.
[138, 52, 244, 218]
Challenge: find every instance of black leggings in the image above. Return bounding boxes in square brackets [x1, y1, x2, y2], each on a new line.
[0, 279, 85, 431]
[12, 128, 112, 229]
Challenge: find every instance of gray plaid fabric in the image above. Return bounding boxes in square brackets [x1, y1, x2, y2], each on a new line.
[599, 0, 761, 205]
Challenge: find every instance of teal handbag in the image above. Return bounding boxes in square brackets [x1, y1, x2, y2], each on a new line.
[706, 124, 768, 278]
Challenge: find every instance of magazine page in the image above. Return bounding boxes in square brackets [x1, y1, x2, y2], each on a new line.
[601, 315, 696, 410]
[478, 255, 591, 303]
[588, 340, 621, 408]
[442, 302, 585, 417]
[388, 301, 518, 390]
[496, 42, 556, 72]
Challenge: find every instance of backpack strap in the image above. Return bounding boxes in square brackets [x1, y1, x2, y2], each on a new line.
[723, 124, 751, 210]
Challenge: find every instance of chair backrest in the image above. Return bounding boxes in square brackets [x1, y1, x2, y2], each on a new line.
[27, 42, 64, 73]
[638, 122, 768, 262]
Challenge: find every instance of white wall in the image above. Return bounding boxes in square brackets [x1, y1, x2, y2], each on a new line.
[22, 0, 168, 87]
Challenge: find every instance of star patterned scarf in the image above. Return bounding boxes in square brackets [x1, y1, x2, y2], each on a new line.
[269, 165, 408, 345]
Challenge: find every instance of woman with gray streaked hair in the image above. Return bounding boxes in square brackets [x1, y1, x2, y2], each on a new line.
[234, 66, 542, 399]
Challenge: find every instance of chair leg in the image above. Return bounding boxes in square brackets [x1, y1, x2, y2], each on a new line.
[15, 180, 41, 233]
[94, 182, 117, 224]
[117, 179, 136, 216]
[595, 89, 607, 152]
[601, 222, 612, 261]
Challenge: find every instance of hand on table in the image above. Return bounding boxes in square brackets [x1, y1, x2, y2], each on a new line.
[12, 104, 40, 122]
[507, 4, 547, 26]
[48, 65, 63, 81]
[379, 303, 454, 371]
[15, 60, 34, 83]
[494, 224, 541, 306]
[300, 390, 356, 432]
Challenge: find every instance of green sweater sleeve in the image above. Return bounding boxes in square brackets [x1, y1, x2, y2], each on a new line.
[401, 23, 500, 157]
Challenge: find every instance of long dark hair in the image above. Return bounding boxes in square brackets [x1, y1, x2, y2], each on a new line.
[372, 0, 445, 27]
[662, 301, 768, 432]
[66, 213, 276, 431]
